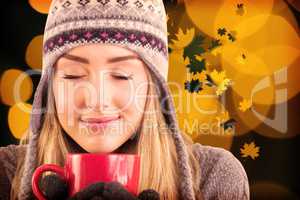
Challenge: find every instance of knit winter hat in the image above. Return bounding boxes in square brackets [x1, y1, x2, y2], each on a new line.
[19, 0, 195, 199]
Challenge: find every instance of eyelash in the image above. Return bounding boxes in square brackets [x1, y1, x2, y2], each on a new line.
[62, 75, 132, 80]
[112, 75, 133, 80]
[62, 75, 85, 79]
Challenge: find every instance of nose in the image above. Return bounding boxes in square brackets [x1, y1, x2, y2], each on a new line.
[84, 71, 113, 113]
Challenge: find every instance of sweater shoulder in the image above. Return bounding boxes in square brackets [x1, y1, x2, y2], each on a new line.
[0, 144, 27, 199]
[192, 143, 250, 200]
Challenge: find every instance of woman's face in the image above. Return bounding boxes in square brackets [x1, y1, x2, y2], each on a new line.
[52, 44, 149, 153]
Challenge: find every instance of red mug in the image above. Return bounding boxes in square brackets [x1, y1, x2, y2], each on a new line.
[32, 153, 140, 200]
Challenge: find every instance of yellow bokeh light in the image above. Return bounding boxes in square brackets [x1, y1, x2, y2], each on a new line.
[28, 0, 52, 14]
[220, 44, 270, 76]
[184, 0, 274, 38]
[25, 35, 44, 70]
[255, 46, 299, 74]
[220, 50, 276, 106]
[227, 89, 272, 136]
[222, 51, 300, 106]
[0, 69, 33, 106]
[215, 0, 274, 40]
[184, 0, 225, 37]
[8, 102, 32, 139]
[239, 15, 300, 51]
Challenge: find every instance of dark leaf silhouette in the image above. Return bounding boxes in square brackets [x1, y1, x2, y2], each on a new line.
[183, 34, 205, 61]
[217, 28, 227, 36]
[184, 78, 203, 93]
[187, 57, 206, 74]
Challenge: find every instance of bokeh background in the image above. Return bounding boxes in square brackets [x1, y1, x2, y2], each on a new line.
[0, 0, 299, 199]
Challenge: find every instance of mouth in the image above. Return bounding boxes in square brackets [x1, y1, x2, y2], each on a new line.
[79, 116, 120, 133]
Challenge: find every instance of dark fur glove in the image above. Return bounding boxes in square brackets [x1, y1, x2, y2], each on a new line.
[39, 174, 69, 200]
[95, 182, 160, 200]
[67, 182, 105, 200]
[138, 189, 160, 200]
[40, 174, 160, 200]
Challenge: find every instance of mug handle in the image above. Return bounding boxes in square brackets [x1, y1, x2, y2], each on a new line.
[32, 164, 66, 200]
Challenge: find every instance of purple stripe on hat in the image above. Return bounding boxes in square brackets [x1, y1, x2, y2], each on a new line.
[44, 28, 167, 57]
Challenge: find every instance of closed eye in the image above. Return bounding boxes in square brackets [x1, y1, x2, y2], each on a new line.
[112, 75, 133, 80]
[62, 75, 85, 79]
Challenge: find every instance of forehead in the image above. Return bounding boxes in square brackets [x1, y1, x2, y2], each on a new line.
[55, 43, 147, 70]
[60, 44, 140, 63]
[54, 44, 149, 76]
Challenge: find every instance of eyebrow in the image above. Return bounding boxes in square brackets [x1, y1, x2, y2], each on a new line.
[61, 53, 140, 64]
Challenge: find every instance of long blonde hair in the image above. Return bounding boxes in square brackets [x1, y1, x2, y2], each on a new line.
[11, 66, 202, 200]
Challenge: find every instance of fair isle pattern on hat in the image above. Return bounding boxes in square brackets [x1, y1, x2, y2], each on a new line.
[44, 28, 168, 57]
[19, 0, 196, 199]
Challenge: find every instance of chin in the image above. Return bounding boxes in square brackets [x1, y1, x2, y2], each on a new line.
[86, 148, 115, 154]
[83, 143, 119, 154]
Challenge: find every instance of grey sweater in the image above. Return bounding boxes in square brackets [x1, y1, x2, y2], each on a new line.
[0, 143, 249, 200]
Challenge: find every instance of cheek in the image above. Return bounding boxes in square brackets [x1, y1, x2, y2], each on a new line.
[121, 81, 148, 121]
[53, 81, 86, 123]
[116, 88, 133, 111]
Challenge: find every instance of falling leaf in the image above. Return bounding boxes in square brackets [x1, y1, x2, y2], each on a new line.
[221, 118, 237, 131]
[184, 78, 203, 93]
[236, 3, 245, 16]
[227, 31, 237, 42]
[216, 79, 232, 96]
[187, 57, 206, 75]
[240, 142, 260, 160]
[239, 99, 252, 112]
[217, 28, 227, 36]
[236, 53, 247, 65]
[209, 39, 222, 50]
[183, 34, 205, 60]
[215, 111, 236, 134]
[209, 69, 226, 85]
[169, 27, 195, 50]
[209, 69, 232, 96]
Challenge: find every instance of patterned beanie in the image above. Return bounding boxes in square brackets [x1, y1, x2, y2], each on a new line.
[19, 0, 196, 199]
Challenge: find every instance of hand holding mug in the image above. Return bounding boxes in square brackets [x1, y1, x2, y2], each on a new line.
[40, 174, 160, 200]
[32, 153, 140, 200]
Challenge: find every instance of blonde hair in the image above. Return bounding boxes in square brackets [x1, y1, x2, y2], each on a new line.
[11, 66, 202, 200]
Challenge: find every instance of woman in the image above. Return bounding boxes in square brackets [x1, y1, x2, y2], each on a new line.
[0, 0, 250, 199]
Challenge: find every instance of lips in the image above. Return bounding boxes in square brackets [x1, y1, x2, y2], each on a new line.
[80, 116, 120, 123]
[79, 116, 120, 134]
